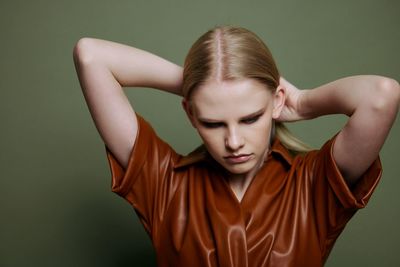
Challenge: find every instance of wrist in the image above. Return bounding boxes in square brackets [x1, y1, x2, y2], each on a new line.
[298, 89, 314, 120]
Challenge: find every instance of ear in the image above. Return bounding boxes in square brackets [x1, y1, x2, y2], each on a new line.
[272, 85, 285, 119]
[182, 99, 197, 128]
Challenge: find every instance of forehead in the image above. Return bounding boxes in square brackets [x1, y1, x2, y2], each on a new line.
[191, 78, 273, 119]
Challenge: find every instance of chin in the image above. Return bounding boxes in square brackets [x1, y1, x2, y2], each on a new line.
[223, 163, 255, 175]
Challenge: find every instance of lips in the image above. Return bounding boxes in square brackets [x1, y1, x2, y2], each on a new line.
[224, 154, 252, 164]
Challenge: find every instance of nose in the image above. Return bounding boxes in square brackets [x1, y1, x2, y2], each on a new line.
[225, 127, 244, 151]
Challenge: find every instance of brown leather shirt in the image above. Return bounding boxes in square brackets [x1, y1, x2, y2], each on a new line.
[105, 113, 382, 267]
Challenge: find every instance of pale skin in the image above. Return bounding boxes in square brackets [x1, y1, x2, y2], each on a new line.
[73, 37, 400, 202]
[182, 79, 284, 201]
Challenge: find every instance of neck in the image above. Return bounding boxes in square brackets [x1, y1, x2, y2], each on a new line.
[226, 147, 270, 201]
[227, 173, 253, 202]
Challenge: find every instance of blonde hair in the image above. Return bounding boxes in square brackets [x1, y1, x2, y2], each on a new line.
[182, 25, 312, 155]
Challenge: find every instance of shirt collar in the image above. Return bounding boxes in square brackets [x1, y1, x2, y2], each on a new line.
[173, 138, 294, 170]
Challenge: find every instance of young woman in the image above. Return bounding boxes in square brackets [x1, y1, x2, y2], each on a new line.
[73, 25, 399, 267]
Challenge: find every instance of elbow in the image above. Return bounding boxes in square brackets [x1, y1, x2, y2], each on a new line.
[73, 37, 96, 66]
[370, 77, 400, 112]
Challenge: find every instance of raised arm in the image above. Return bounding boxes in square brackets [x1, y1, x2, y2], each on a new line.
[73, 38, 183, 169]
[290, 75, 399, 187]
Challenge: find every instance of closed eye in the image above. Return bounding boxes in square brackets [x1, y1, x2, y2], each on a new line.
[200, 122, 224, 128]
[241, 115, 261, 124]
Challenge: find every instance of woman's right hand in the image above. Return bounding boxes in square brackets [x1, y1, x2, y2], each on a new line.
[73, 38, 183, 168]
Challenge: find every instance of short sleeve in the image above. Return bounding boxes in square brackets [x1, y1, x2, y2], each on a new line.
[303, 133, 383, 260]
[104, 113, 181, 236]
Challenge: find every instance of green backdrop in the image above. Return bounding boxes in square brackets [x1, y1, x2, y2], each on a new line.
[1, 0, 399, 266]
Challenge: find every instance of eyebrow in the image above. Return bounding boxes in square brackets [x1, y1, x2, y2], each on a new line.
[198, 107, 266, 122]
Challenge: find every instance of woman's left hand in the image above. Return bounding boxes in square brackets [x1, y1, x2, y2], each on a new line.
[276, 77, 307, 122]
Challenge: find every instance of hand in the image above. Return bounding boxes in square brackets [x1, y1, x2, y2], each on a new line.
[276, 77, 306, 122]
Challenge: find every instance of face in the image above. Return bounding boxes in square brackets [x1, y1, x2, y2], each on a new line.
[183, 78, 285, 177]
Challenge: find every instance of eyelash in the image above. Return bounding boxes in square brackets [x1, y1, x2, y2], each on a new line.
[242, 116, 260, 124]
[202, 122, 223, 128]
[201, 116, 261, 128]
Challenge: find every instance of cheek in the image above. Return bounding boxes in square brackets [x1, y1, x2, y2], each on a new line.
[249, 120, 271, 143]
[196, 129, 222, 149]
